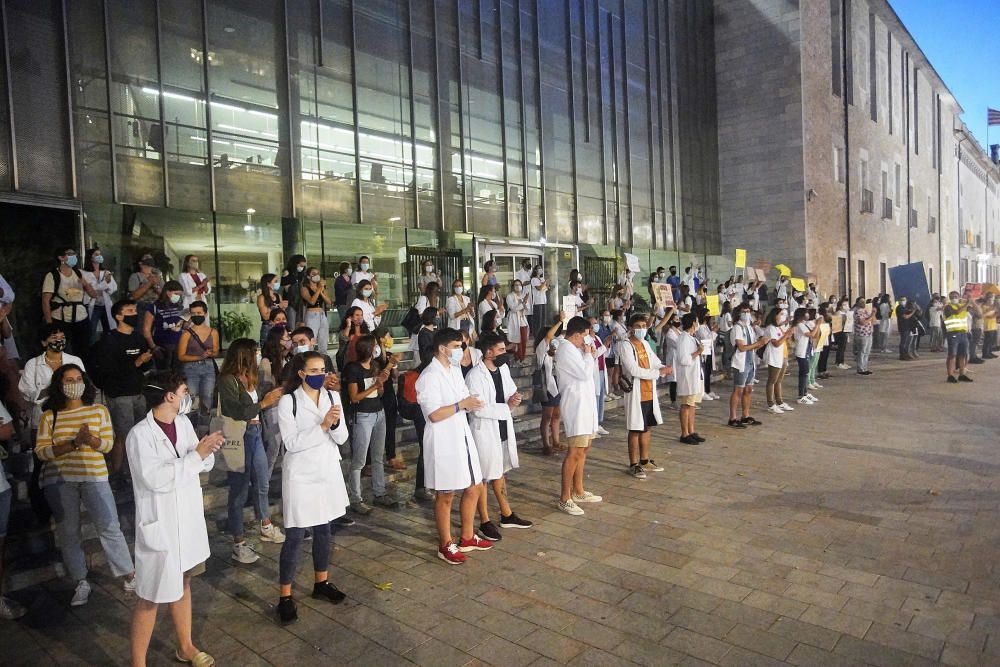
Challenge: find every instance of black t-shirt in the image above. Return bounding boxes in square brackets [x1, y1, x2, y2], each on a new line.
[344, 361, 383, 413]
[490, 367, 508, 442]
[92, 329, 150, 397]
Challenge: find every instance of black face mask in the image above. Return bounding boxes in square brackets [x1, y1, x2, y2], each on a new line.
[495, 353, 513, 367]
[122, 314, 139, 328]
[47, 339, 67, 352]
[190, 315, 206, 325]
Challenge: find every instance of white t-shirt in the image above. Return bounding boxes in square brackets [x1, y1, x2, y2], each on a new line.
[351, 269, 374, 286]
[730, 323, 757, 372]
[794, 322, 812, 358]
[42, 270, 88, 323]
[764, 324, 785, 368]
[719, 312, 733, 333]
[530, 277, 548, 305]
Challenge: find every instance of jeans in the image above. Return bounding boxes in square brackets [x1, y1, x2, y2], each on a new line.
[89, 306, 113, 345]
[44, 481, 134, 581]
[834, 332, 848, 365]
[766, 362, 786, 406]
[107, 394, 147, 440]
[305, 310, 329, 354]
[382, 388, 398, 460]
[856, 335, 873, 372]
[182, 359, 216, 422]
[349, 410, 386, 503]
[930, 326, 944, 351]
[796, 357, 810, 397]
[259, 321, 273, 349]
[531, 304, 547, 334]
[226, 424, 269, 539]
[596, 371, 606, 424]
[279, 525, 331, 585]
[414, 414, 427, 490]
[969, 329, 983, 361]
[898, 327, 911, 357]
[878, 329, 890, 352]
[818, 346, 830, 373]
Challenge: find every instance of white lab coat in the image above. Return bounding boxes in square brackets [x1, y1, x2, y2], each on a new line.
[505, 292, 529, 333]
[178, 271, 211, 310]
[592, 337, 608, 396]
[82, 269, 118, 330]
[416, 358, 483, 490]
[618, 337, 664, 431]
[19, 352, 85, 428]
[277, 388, 350, 527]
[465, 362, 519, 481]
[126, 412, 214, 604]
[555, 341, 597, 437]
[674, 332, 704, 396]
[447, 294, 475, 332]
[537, 344, 559, 397]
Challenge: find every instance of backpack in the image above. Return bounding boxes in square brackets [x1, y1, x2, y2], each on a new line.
[44, 267, 86, 321]
[290, 389, 335, 418]
[401, 306, 422, 335]
[396, 370, 421, 421]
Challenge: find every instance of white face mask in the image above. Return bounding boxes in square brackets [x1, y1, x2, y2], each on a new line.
[591, 323, 600, 333]
[360, 263, 369, 271]
[63, 382, 85, 400]
[178, 393, 193, 416]
[514, 285, 522, 293]
[373, 345, 382, 359]
[449, 347, 464, 366]
[425, 265, 434, 273]
[777, 314, 787, 324]
[633, 327, 647, 340]
[295, 343, 312, 354]
[576, 288, 583, 296]
[602, 315, 612, 324]
[362, 288, 373, 297]
[454, 286, 464, 295]
[740, 313, 752, 323]
[310, 274, 321, 283]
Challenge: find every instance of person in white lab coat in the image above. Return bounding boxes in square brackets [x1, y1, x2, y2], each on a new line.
[82, 247, 118, 343]
[127, 371, 224, 667]
[178, 254, 212, 311]
[675, 313, 706, 445]
[555, 317, 602, 516]
[415, 327, 492, 565]
[274, 351, 350, 625]
[505, 280, 531, 361]
[446, 280, 476, 335]
[618, 313, 672, 479]
[465, 333, 533, 542]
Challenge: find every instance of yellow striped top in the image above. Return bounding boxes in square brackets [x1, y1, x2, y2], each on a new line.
[36, 404, 114, 487]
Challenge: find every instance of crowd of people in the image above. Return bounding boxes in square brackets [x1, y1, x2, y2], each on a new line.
[0, 248, 993, 667]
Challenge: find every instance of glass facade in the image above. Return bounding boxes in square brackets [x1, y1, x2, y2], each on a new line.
[0, 0, 721, 344]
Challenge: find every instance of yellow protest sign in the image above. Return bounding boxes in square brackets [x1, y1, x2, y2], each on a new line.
[706, 294, 721, 316]
[789, 277, 806, 291]
[775, 264, 792, 277]
[735, 248, 747, 268]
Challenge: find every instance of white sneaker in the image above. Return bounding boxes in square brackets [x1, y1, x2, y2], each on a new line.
[667, 402, 679, 411]
[596, 426, 610, 435]
[605, 395, 616, 403]
[778, 402, 794, 411]
[797, 396, 813, 405]
[701, 393, 714, 401]
[260, 522, 286, 543]
[592, 431, 603, 439]
[767, 405, 784, 414]
[810, 383, 823, 389]
[806, 393, 818, 402]
[0, 596, 26, 620]
[558, 499, 585, 516]
[572, 490, 603, 503]
[752, 378, 760, 384]
[232, 541, 260, 564]
[70, 580, 92, 607]
[710, 392, 721, 400]
[123, 575, 137, 593]
[837, 363, 851, 370]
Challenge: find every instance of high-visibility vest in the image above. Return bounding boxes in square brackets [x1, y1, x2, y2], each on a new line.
[943, 306, 968, 333]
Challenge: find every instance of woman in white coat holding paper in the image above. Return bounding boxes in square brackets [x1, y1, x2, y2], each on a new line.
[466, 333, 533, 542]
[416, 327, 491, 565]
[274, 351, 350, 624]
[127, 371, 223, 667]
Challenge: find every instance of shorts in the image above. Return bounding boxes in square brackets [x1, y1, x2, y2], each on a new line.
[0, 488, 10, 538]
[678, 394, 702, 407]
[542, 391, 561, 408]
[946, 332, 969, 358]
[732, 363, 757, 388]
[566, 434, 593, 448]
[606, 358, 617, 368]
[107, 394, 147, 438]
[630, 400, 656, 433]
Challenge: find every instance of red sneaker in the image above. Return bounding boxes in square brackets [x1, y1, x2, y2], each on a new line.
[458, 535, 494, 552]
[437, 543, 466, 565]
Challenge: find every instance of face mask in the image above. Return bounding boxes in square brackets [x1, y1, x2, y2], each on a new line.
[360, 263, 369, 271]
[272, 282, 280, 291]
[591, 323, 600, 333]
[495, 353, 512, 367]
[63, 382, 85, 399]
[65, 255, 78, 268]
[190, 315, 206, 325]
[514, 285, 522, 293]
[47, 339, 67, 352]
[169, 293, 181, 304]
[93, 255, 104, 264]
[189, 261, 199, 270]
[295, 343, 312, 354]
[425, 266, 434, 273]
[362, 288, 373, 298]
[178, 393, 193, 416]
[281, 338, 294, 350]
[121, 314, 139, 328]
[603, 315, 612, 324]
[951, 298, 959, 305]
[740, 313, 752, 323]
[658, 273, 664, 279]
[342, 268, 351, 276]
[777, 314, 787, 324]
[373, 345, 382, 359]
[296, 265, 305, 273]
[583, 335, 594, 346]
[633, 328, 647, 340]
[310, 275, 321, 283]
[900, 300, 907, 306]
[449, 347, 464, 366]
[454, 286, 464, 295]
[254, 351, 263, 366]
[576, 289, 583, 296]
[304, 374, 325, 390]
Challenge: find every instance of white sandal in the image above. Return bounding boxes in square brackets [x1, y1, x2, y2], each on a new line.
[175, 650, 215, 667]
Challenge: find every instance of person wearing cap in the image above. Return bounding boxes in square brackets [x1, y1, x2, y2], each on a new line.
[943, 291, 973, 383]
[129, 255, 163, 308]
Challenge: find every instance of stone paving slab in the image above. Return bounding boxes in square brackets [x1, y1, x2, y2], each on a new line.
[3, 350, 1000, 665]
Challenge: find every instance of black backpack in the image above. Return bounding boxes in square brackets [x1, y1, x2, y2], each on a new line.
[44, 267, 86, 321]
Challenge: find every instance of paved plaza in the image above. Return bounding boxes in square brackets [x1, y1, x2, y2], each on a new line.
[4, 350, 1000, 666]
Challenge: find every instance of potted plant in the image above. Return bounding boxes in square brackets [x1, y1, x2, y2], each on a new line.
[219, 310, 253, 344]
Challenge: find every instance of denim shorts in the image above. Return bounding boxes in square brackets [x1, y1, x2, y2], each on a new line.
[946, 332, 969, 358]
[733, 363, 757, 388]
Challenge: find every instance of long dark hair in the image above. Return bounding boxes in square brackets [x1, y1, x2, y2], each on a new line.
[87, 247, 104, 271]
[260, 273, 277, 307]
[219, 338, 259, 389]
[42, 364, 97, 412]
[262, 326, 290, 381]
[282, 351, 325, 394]
[156, 280, 184, 307]
[285, 254, 307, 278]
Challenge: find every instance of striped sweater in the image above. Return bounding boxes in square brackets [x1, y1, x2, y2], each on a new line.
[35, 404, 114, 487]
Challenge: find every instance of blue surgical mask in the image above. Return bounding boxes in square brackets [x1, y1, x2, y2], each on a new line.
[65, 255, 78, 268]
[362, 288, 373, 298]
[449, 347, 464, 366]
[740, 313, 752, 323]
[304, 374, 325, 390]
[295, 344, 312, 354]
[93, 255, 104, 264]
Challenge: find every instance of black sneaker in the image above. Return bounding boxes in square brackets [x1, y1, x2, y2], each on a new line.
[332, 515, 356, 527]
[478, 520, 502, 542]
[312, 581, 347, 604]
[970, 358, 986, 364]
[690, 433, 706, 443]
[679, 435, 698, 445]
[740, 416, 762, 426]
[959, 374, 974, 382]
[947, 375, 959, 383]
[499, 513, 533, 529]
[277, 596, 298, 624]
[861, 370, 873, 375]
[727, 419, 746, 428]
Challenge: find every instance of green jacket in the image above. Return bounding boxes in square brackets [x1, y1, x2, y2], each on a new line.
[218, 374, 264, 422]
